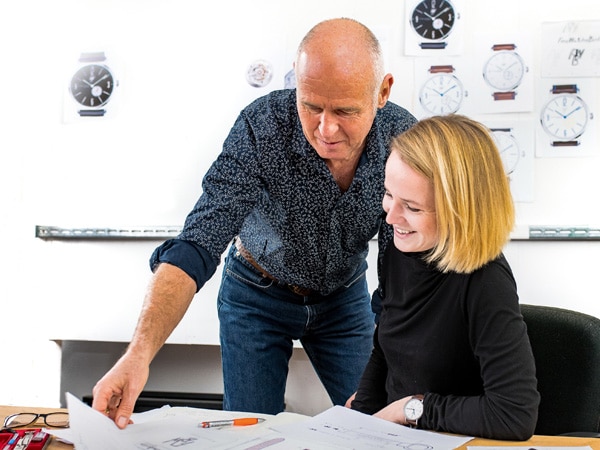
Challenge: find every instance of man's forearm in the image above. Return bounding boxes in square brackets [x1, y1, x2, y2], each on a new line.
[126, 262, 198, 363]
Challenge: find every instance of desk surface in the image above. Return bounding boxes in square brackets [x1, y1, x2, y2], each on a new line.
[1, 405, 599, 449]
[0, 405, 72, 449]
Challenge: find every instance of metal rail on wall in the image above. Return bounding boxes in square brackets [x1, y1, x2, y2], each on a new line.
[35, 225, 600, 241]
[35, 225, 182, 240]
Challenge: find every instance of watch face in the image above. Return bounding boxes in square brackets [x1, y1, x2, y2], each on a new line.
[405, 398, 424, 421]
[540, 94, 589, 141]
[70, 64, 115, 108]
[411, 0, 456, 41]
[483, 51, 526, 91]
[492, 131, 520, 175]
[419, 73, 464, 115]
[246, 60, 274, 88]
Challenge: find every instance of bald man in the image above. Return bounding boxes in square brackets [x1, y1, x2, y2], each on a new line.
[92, 18, 416, 426]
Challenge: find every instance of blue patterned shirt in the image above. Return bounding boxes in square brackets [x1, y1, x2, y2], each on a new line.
[151, 89, 416, 295]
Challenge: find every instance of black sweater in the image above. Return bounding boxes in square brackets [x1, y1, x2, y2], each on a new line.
[352, 246, 540, 440]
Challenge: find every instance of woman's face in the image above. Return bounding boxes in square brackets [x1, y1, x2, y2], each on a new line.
[383, 151, 438, 253]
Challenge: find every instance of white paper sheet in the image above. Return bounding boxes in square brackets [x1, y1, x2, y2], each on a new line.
[469, 447, 593, 450]
[541, 21, 600, 77]
[53, 393, 311, 449]
[273, 405, 473, 450]
[54, 394, 473, 449]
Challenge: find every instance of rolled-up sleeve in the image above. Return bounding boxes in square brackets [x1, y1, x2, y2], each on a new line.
[150, 238, 219, 292]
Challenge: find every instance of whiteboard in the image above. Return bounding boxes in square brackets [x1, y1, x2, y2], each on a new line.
[4, 0, 600, 343]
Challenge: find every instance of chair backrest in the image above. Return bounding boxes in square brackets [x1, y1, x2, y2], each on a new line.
[520, 304, 600, 436]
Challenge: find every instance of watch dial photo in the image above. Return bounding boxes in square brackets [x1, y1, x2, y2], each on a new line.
[483, 51, 526, 91]
[492, 131, 520, 175]
[419, 74, 464, 115]
[411, 0, 456, 41]
[70, 64, 115, 107]
[246, 60, 274, 88]
[540, 94, 589, 141]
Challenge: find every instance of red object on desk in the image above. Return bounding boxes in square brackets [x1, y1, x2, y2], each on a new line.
[0, 429, 50, 450]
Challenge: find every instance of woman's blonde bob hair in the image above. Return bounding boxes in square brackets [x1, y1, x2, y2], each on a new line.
[389, 114, 514, 274]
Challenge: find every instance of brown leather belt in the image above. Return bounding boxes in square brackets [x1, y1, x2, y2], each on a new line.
[234, 238, 313, 297]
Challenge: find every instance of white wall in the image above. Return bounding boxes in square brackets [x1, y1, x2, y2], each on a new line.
[1, 0, 599, 413]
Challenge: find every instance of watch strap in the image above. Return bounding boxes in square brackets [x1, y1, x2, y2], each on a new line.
[420, 42, 447, 50]
[78, 51, 107, 63]
[551, 84, 578, 94]
[78, 109, 106, 117]
[429, 65, 454, 74]
[492, 43, 516, 51]
[493, 91, 516, 101]
[552, 140, 580, 147]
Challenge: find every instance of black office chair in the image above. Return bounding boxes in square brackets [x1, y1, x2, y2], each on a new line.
[520, 304, 600, 436]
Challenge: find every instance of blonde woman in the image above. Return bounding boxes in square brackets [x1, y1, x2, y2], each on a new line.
[351, 115, 539, 440]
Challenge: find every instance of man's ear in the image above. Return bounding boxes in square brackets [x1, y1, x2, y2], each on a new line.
[378, 73, 394, 108]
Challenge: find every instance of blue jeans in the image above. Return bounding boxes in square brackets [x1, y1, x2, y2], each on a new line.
[217, 244, 375, 414]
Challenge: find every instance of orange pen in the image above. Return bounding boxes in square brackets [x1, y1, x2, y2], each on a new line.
[200, 417, 266, 428]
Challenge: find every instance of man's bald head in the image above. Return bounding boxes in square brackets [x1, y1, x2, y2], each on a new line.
[296, 18, 385, 97]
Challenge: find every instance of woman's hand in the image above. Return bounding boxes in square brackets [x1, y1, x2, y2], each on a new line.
[344, 392, 357, 408]
[373, 396, 411, 425]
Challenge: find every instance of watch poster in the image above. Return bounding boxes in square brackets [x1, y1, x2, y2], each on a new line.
[404, 0, 464, 56]
[541, 20, 600, 78]
[535, 78, 597, 158]
[413, 57, 474, 119]
[479, 117, 535, 203]
[62, 50, 122, 124]
[469, 32, 534, 114]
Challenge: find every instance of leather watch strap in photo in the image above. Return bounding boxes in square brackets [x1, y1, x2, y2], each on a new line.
[429, 64, 454, 74]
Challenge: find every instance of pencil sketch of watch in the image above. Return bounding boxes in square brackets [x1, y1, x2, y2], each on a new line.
[410, 0, 458, 49]
[491, 128, 521, 175]
[419, 65, 466, 115]
[482, 44, 527, 101]
[540, 84, 591, 147]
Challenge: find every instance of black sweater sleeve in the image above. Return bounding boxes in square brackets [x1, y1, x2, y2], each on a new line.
[421, 261, 540, 440]
[420, 258, 540, 440]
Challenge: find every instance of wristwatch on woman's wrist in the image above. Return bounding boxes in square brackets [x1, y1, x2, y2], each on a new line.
[404, 394, 424, 427]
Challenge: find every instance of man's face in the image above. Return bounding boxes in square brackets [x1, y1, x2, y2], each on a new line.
[295, 51, 383, 164]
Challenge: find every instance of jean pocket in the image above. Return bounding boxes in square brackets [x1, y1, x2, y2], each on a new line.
[225, 250, 275, 291]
